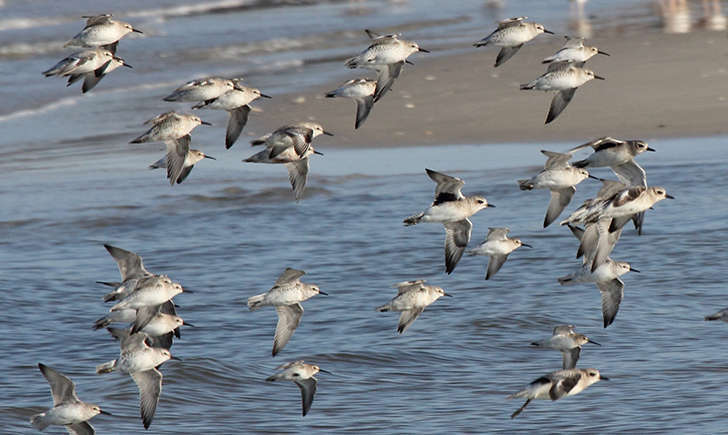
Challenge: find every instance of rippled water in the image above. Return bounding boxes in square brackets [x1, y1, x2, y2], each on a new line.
[2, 136, 727, 433]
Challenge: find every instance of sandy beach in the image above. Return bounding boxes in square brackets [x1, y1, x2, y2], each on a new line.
[253, 28, 728, 148]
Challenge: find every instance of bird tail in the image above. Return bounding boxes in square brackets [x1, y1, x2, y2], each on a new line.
[30, 413, 49, 431]
[247, 293, 266, 311]
[507, 389, 529, 400]
[325, 91, 337, 98]
[92, 315, 110, 330]
[705, 313, 722, 321]
[103, 290, 121, 302]
[96, 360, 117, 374]
[557, 276, 573, 285]
[129, 133, 149, 144]
[518, 179, 534, 190]
[403, 212, 424, 226]
[376, 303, 391, 312]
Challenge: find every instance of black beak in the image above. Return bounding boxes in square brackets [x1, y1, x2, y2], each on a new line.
[170, 355, 182, 361]
[183, 321, 195, 327]
[204, 155, 216, 160]
[543, 29, 555, 34]
[630, 267, 640, 273]
[594, 75, 606, 80]
[597, 50, 610, 56]
[418, 48, 430, 53]
[646, 147, 656, 152]
[318, 368, 333, 375]
[182, 288, 194, 293]
[405, 60, 415, 65]
[487, 204, 495, 208]
[201, 121, 212, 126]
[521, 243, 533, 248]
[132, 28, 143, 34]
[588, 174, 601, 180]
[318, 290, 328, 296]
[442, 293, 453, 297]
[665, 194, 675, 199]
[259, 93, 272, 99]
[313, 150, 324, 156]
[322, 130, 334, 136]
[600, 376, 609, 381]
[587, 339, 601, 346]
[99, 410, 113, 416]
[122, 62, 133, 68]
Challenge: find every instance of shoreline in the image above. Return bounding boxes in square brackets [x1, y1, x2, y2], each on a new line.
[246, 27, 728, 148]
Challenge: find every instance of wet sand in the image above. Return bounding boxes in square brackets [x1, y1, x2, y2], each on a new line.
[250, 28, 728, 147]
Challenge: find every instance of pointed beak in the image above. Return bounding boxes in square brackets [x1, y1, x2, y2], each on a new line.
[629, 267, 640, 273]
[259, 93, 272, 99]
[597, 50, 610, 56]
[132, 28, 143, 34]
[318, 368, 333, 375]
[665, 194, 675, 199]
[587, 339, 601, 346]
[204, 155, 216, 160]
[405, 60, 415, 65]
[201, 121, 212, 126]
[182, 288, 194, 293]
[170, 355, 182, 361]
[593, 75, 606, 80]
[521, 243, 533, 248]
[99, 409, 113, 416]
[442, 292, 453, 297]
[543, 29, 555, 34]
[599, 375, 609, 381]
[487, 203, 495, 208]
[418, 48, 430, 53]
[646, 147, 656, 152]
[318, 290, 328, 296]
[122, 62, 133, 68]
[588, 174, 601, 180]
[313, 150, 324, 156]
[183, 321, 195, 327]
[322, 130, 334, 136]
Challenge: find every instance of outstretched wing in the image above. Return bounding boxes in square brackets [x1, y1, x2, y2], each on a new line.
[426, 168, 465, 204]
[444, 219, 472, 274]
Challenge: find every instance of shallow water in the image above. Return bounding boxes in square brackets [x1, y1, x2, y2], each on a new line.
[2, 136, 728, 433]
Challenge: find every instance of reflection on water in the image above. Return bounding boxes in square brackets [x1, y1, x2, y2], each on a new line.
[656, 0, 727, 33]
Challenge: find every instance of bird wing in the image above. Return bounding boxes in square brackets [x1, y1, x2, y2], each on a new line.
[498, 16, 527, 29]
[562, 347, 581, 370]
[131, 305, 162, 334]
[495, 45, 523, 67]
[541, 150, 573, 169]
[286, 159, 310, 201]
[568, 136, 620, 153]
[294, 377, 318, 416]
[613, 160, 646, 187]
[443, 219, 472, 274]
[39, 363, 80, 405]
[394, 280, 426, 295]
[426, 168, 465, 204]
[225, 105, 251, 149]
[596, 179, 629, 199]
[591, 217, 613, 272]
[131, 368, 162, 430]
[397, 307, 425, 334]
[354, 96, 375, 129]
[553, 324, 575, 335]
[66, 421, 95, 435]
[165, 135, 190, 186]
[546, 88, 577, 124]
[486, 227, 510, 241]
[373, 61, 404, 102]
[563, 36, 585, 48]
[273, 303, 304, 356]
[545, 186, 576, 228]
[104, 244, 149, 281]
[597, 278, 624, 328]
[486, 254, 508, 280]
[121, 332, 151, 352]
[550, 371, 582, 399]
[274, 268, 306, 286]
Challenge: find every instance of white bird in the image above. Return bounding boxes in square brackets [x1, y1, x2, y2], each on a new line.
[325, 78, 376, 129]
[148, 135, 215, 185]
[705, 308, 728, 322]
[192, 83, 271, 149]
[43, 48, 114, 78]
[163, 77, 237, 103]
[473, 17, 554, 67]
[404, 169, 494, 274]
[95, 332, 176, 429]
[531, 325, 601, 369]
[31, 363, 111, 434]
[520, 61, 605, 124]
[64, 51, 132, 93]
[247, 268, 327, 356]
[345, 30, 429, 102]
[243, 122, 332, 200]
[376, 280, 451, 333]
[98, 244, 153, 302]
[130, 112, 211, 144]
[266, 361, 330, 416]
[65, 14, 142, 48]
[110, 275, 185, 312]
[542, 36, 609, 64]
[468, 227, 531, 279]
[508, 368, 608, 418]
[518, 150, 591, 227]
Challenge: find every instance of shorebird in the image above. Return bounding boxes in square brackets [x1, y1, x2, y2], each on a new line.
[325, 78, 376, 129]
[65, 14, 142, 48]
[376, 280, 451, 333]
[163, 77, 237, 103]
[244, 122, 332, 200]
[508, 368, 607, 418]
[518, 150, 591, 227]
[404, 169, 494, 274]
[109, 275, 185, 312]
[192, 83, 271, 148]
[96, 332, 176, 429]
[247, 268, 327, 356]
[531, 325, 600, 369]
[705, 308, 728, 322]
[558, 259, 639, 327]
[473, 17, 554, 67]
[95, 300, 186, 349]
[266, 361, 330, 416]
[520, 61, 604, 123]
[542, 36, 609, 64]
[98, 244, 153, 302]
[130, 112, 211, 144]
[468, 227, 531, 280]
[66, 54, 132, 93]
[31, 363, 111, 433]
[43, 48, 114, 78]
[148, 135, 215, 185]
[345, 30, 429, 102]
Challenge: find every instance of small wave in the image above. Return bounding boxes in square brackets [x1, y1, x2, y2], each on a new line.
[0, 40, 66, 58]
[125, 0, 256, 20]
[0, 96, 79, 123]
[0, 16, 72, 32]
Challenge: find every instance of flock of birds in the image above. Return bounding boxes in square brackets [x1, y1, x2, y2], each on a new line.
[29, 11, 727, 434]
